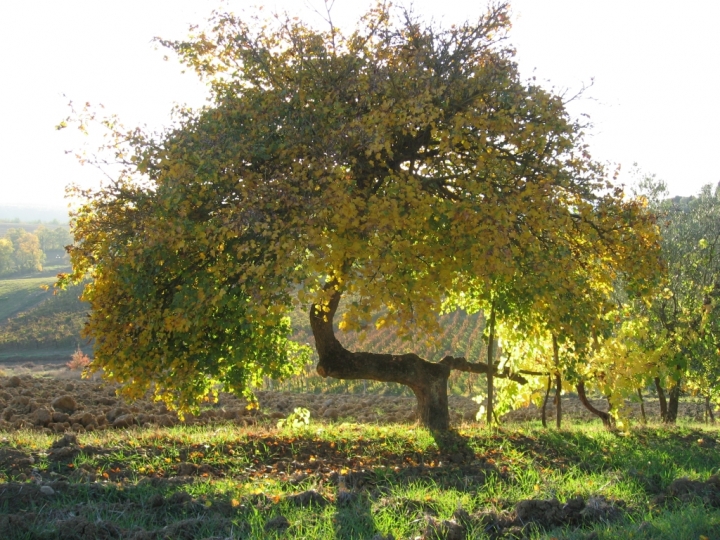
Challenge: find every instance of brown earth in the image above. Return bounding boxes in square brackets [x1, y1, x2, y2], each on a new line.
[0, 370, 715, 435]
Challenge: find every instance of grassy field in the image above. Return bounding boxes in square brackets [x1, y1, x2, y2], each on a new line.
[1, 419, 719, 539]
[0, 263, 74, 320]
[0, 276, 55, 320]
[0, 268, 87, 361]
[0, 282, 85, 353]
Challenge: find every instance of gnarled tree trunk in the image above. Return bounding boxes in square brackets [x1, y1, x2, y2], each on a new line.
[637, 388, 647, 424]
[666, 384, 680, 423]
[705, 396, 715, 424]
[310, 287, 529, 432]
[576, 380, 613, 428]
[654, 377, 667, 422]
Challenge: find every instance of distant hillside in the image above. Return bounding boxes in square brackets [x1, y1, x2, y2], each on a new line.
[0, 275, 88, 360]
[0, 222, 71, 237]
[0, 276, 55, 321]
[0, 205, 70, 223]
[0, 282, 88, 352]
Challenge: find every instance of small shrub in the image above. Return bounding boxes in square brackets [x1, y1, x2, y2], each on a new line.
[277, 407, 311, 429]
[66, 348, 91, 370]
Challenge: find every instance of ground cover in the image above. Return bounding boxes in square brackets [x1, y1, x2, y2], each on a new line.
[0, 276, 55, 321]
[1, 375, 719, 539]
[0, 279, 86, 354]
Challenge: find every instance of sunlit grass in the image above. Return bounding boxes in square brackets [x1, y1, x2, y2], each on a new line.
[1, 420, 719, 539]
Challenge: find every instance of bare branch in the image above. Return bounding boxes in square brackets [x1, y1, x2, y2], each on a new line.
[439, 355, 530, 384]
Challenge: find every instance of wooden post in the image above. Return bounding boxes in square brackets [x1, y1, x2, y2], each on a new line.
[552, 335, 561, 429]
[486, 300, 497, 426]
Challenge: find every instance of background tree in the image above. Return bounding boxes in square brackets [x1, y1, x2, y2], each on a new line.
[36, 226, 73, 252]
[62, 2, 661, 430]
[0, 238, 14, 275]
[635, 175, 720, 423]
[3, 228, 44, 273]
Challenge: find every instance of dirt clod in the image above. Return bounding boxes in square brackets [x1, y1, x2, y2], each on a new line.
[515, 498, 566, 527]
[52, 395, 78, 412]
[661, 474, 720, 507]
[5, 376, 22, 388]
[422, 516, 466, 540]
[54, 516, 122, 540]
[51, 432, 78, 449]
[286, 489, 329, 507]
[264, 515, 290, 532]
[160, 518, 225, 540]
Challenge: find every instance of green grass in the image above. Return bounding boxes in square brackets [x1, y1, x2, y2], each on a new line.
[1, 420, 719, 539]
[0, 276, 55, 320]
[0, 280, 87, 353]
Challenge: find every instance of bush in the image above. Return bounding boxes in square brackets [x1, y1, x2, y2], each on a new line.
[66, 348, 91, 370]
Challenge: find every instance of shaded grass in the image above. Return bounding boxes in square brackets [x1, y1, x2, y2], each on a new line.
[1, 421, 719, 539]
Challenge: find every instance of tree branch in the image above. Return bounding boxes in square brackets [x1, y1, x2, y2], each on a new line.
[439, 355, 531, 384]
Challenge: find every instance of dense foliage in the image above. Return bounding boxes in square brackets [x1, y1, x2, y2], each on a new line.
[0, 225, 71, 277]
[61, 2, 661, 426]
[624, 178, 720, 422]
[0, 228, 44, 275]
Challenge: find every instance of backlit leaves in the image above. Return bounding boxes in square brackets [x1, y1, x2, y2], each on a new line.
[62, 2, 661, 413]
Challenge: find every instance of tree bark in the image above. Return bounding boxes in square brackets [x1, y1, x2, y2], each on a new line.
[637, 388, 647, 425]
[541, 374, 551, 428]
[486, 301, 497, 426]
[552, 335, 561, 429]
[310, 287, 528, 432]
[654, 377, 667, 422]
[705, 396, 715, 424]
[576, 380, 613, 428]
[666, 384, 680, 423]
[554, 373, 562, 429]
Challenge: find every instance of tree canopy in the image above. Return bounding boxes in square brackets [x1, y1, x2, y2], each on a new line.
[63, 2, 661, 429]
[0, 228, 46, 276]
[629, 177, 720, 421]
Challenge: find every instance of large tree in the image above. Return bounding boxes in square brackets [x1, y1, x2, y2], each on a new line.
[63, 2, 660, 430]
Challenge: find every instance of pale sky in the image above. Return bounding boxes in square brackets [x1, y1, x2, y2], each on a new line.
[1, 0, 718, 210]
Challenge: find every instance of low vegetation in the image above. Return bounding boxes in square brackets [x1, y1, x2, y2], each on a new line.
[0, 278, 88, 354]
[0, 374, 718, 539]
[1, 415, 719, 539]
[0, 276, 55, 321]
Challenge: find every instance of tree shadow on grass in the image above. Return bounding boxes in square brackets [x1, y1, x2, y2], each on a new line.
[332, 489, 382, 539]
[431, 429, 476, 461]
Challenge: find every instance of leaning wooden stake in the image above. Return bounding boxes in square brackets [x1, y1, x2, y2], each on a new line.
[552, 335, 561, 429]
[541, 374, 552, 428]
[485, 300, 497, 426]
